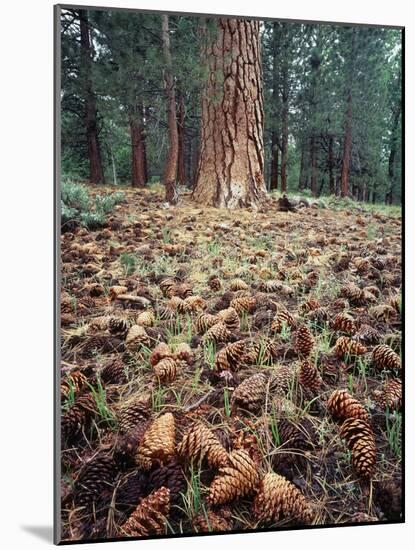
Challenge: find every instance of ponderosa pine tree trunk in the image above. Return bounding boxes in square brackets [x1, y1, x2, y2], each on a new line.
[161, 15, 178, 204]
[79, 10, 105, 184]
[270, 132, 279, 190]
[192, 18, 266, 208]
[129, 104, 147, 187]
[177, 94, 186, 186]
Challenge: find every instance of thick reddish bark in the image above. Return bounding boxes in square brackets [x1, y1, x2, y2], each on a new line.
[270, 132, 279, 190]
[129, 105, 147, 187]
[161, 15, 178, 204]
[177, 94, 186, 186]
[192, 19, 266, 208]
[79, 10, 105, 184]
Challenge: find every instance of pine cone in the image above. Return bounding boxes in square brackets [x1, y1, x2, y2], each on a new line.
[231, 373, 268, 412]
[271, 310, 296, 333]
[372, 344, 401, 371]
[295, 325, 314, 356]
[230, 278, 249, 291]
[253, 472, 313, 525]
[195, 313, 220, 334]
[306, 307, 328, 324]
[101, 358, 127, 385]
[372, 378, 402, 411]
[217, 307, 240, 330]
[117, 397, 151, 434]
[74, 454, 117, 509]
[334, 336, 367, 358]
[174, 342, 194, 365]
[370, 304, 397, 323]
[331, 313, 356, 334]
[175, 282, 193, 299]
[214, 340, 246, 371]
[135, 413, 175, 470]
[62, 393, 96, 441]
[208, 275, 222, 291]
[243, 338, 278, 365]
[149, 343, 172, 366]
[355, 324, 381, 345]
[114, 423, 149, 466]
[125, 325, 150, 351]
[298, 360, 322, 393]
[184, 295, 206, 313]
[269, 366, 295, 396]
[61, 370, 88, 399]
[259, 280, 282, 293]
[193, 507, 233, 532]
[120, 487, 170, 537]
[81, 334, 123, 358]
[177, 422, 229, 468]
[230, 295, 256, 315]
[207, 449, 259, 505]
[148, 459, 186, 504]
[167, 296, 191, 314]
[108, 316, 129, 338]
[153, 357, 178, 383]
[299, 299, 321, 315]
[136, 310, 155, 327]
[327, 389, 369, 422]
[277, 419, 314, 451]
[339, 418, 376, 478]
[160, 277, 176, 297]
[202, 321, 231, 345]
[115, 471, 147, 513]
[340, 282, 364, 304]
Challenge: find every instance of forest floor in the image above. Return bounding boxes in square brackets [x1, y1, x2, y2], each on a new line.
[60, 184, 402, 542]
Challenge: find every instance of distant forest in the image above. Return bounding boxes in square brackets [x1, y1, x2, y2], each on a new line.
[60, 9, 402, 205]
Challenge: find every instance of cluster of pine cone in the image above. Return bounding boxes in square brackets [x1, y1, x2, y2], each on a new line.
[60, 191, 402, 540]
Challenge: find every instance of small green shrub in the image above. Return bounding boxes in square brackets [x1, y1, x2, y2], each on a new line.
[60, 181, 125, 230]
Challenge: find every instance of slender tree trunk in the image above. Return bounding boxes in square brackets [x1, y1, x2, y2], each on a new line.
[177, 94, 186, 186]
[270, 22, 280, 193]
[129, 105, 147, 187]
[280, 48, 289, 193]
[340, 93, 352, 198]
[270, 132, 279, 190]
[299, 142, 306, 191]
[340, 30, 356, 198]
[328, 135, 335, 194]
[310, 135, 317, 197]
[192, 19, 266, 208]
[281, 97, 288, 193]
[79, 10, 105, 184]
[386, 104, 401, 204]
[109, 144, 117, 185]
[161, 15, 179, 204]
